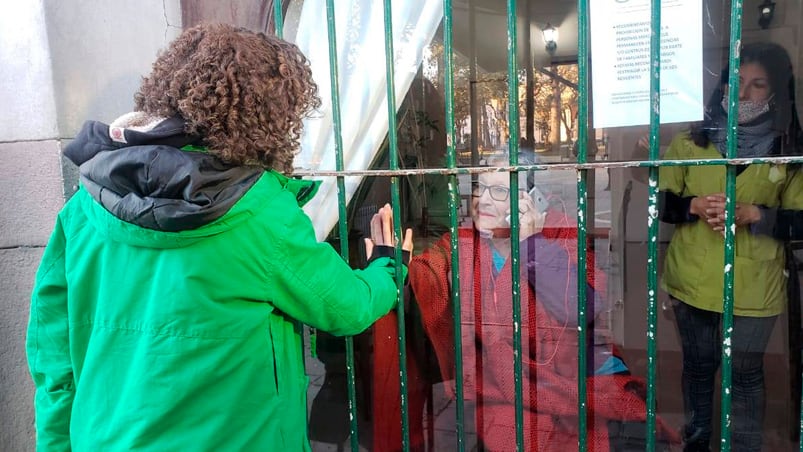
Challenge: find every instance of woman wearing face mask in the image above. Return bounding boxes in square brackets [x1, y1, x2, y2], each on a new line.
[659, 42, 803, 451]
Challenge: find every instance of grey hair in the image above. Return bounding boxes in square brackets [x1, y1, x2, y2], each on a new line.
[480, 149, 540, 191]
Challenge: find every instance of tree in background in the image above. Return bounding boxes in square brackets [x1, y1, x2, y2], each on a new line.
[422, 40, 579, 154]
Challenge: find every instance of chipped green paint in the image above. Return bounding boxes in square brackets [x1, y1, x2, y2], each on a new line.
[720, 1, 743, 449]
[301, 2, 774, 451]
[323, 1, 361, 450]
[645, 1, 661, 449]
[576, 0, 590, 448]
[505, 1, 525, 450]
[382, 1, 411, 450]
[290, 156, 803, 178]
[443, 0, 466, 450]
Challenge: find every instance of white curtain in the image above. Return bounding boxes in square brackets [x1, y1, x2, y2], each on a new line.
[287, 0, 443, 240]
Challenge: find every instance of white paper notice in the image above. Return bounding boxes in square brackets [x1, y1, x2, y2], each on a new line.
[590, 0, 703, 128]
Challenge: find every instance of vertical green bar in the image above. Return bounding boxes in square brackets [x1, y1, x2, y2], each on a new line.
[720, 3, 743, 449]
[381, 1, 410, 450]
[443, 1, 467, 450]
[576, 0, 589, 449]
[505, 1, 525, 450]
[273, 0, 284, 39]
[645, 1, 661, 450]
[323, 2, 361, 450]
[468, 0, 480, 166]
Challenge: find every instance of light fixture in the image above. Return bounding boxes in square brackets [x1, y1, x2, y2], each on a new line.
[758, 0, 775, 29]
[542, 23, 558, 54]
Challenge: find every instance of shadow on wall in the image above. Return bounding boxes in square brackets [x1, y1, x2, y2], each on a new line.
[60, 73, 152, 200]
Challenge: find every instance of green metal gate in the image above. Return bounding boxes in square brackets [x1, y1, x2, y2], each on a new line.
[272, 1, 803, 451]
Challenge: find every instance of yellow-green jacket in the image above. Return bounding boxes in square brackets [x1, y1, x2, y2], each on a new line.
[660, 133, 803, 317]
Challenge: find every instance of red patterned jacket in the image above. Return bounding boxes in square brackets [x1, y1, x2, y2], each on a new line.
[372, 214, 680, 451]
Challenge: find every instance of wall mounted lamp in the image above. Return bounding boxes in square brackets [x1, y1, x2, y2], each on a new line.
[758, 0, 776, 29]
[542, 23, 558, 54]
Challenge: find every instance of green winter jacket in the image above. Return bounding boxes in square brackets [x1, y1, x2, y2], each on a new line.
[27, 117, 401, 451]
[659, 133, 803, 316]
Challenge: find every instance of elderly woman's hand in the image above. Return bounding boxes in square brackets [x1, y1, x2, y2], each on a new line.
[364, 203, 414, 261]
[508, 192, 546, 240]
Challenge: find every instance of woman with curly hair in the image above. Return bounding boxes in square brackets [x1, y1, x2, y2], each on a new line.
[27, 23, 411, 450]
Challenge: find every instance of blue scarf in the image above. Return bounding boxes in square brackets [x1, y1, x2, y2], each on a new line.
[707, 108, 778, 158]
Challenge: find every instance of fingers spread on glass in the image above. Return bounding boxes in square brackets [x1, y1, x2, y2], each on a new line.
[365, 204, 415, 258]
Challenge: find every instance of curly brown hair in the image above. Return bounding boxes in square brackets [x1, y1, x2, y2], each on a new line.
[134, 23, 321, 173]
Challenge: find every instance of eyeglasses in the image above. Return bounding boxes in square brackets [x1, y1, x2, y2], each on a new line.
[471, 182, 510, 201]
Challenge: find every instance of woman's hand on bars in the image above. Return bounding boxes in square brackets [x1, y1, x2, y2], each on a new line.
[364, 203, 414, 262]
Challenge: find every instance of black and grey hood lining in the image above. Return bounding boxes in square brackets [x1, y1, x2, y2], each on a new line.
[64, 112, 263, 232]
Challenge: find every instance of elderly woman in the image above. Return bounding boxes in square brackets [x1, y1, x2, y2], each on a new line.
[373, 153, 679, 451]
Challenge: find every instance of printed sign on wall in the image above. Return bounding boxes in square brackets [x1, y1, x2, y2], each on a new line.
[590, 0, 703, 128]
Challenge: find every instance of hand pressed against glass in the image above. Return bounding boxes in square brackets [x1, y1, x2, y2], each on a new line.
[365, 203, 413, 258]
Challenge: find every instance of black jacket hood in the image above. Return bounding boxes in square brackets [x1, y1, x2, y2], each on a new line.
[64, 114, 263, 232]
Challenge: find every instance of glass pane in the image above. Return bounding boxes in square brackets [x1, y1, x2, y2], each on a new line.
[297, 0, 803, 451]
[600, 0, 803, 447]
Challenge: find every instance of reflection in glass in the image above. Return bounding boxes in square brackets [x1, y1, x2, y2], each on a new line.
[365, 155, 678, 450]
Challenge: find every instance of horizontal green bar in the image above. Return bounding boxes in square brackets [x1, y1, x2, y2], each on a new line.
[291, 156, 803, 178]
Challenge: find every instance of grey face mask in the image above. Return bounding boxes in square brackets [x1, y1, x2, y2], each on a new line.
[721, 91, 772, 124]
